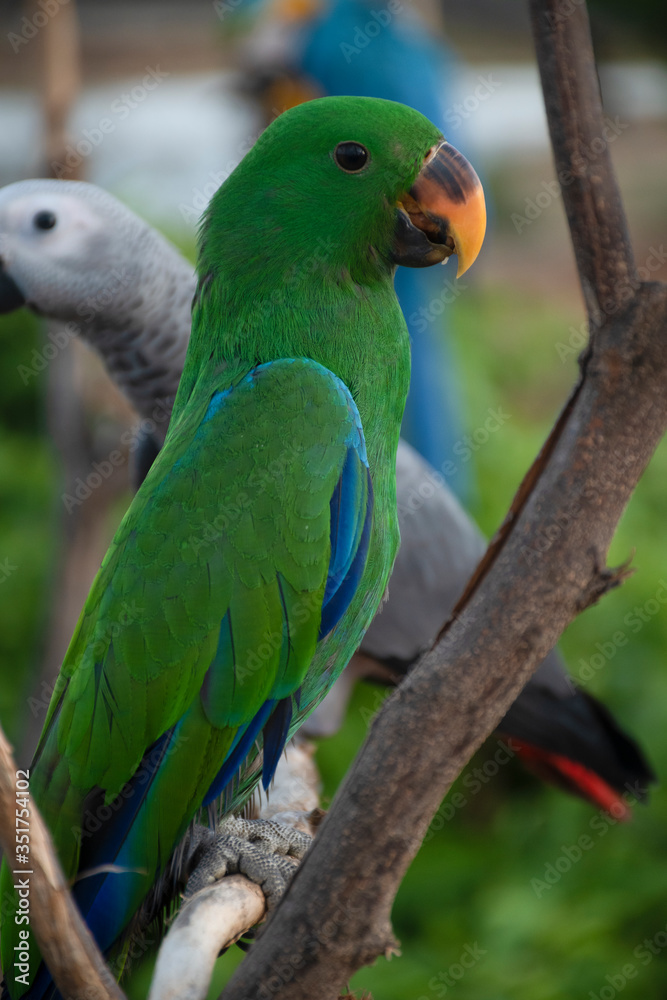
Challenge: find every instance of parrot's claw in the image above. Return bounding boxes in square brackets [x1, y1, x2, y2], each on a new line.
[184, 816, 311, 910]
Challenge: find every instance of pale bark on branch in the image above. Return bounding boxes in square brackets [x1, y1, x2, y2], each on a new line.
[0, 726, 125, 1000]
[219, 3, 667, 997]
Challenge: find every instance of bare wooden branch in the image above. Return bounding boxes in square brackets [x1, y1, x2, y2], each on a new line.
[0, 725, 125, 1000]
[147, 878, 266, 1000]
[149, 739, 321, 1000]
[529, 0, 637, 325]
[219, 3, 667, 998]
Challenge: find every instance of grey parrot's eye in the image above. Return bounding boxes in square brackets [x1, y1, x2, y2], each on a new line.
[33, 210, 57, 231]
[334, 142, 369, 173]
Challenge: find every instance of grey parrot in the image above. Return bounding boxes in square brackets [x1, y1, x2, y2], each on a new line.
[0, 178, 653, 816]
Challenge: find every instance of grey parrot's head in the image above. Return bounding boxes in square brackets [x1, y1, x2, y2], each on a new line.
[0, 179, 150, 325]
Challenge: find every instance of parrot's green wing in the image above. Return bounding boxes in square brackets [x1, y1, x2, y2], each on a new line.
[2, 357, 372, 977]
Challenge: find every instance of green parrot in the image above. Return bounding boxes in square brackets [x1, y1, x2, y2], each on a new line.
[0, 95, 485, 998]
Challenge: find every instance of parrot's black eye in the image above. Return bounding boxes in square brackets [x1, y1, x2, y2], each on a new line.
[334, 142, 369, 174]
[33, 210, 57, 231]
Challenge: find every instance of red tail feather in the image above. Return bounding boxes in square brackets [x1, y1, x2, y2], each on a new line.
[508, 739, 632, 820]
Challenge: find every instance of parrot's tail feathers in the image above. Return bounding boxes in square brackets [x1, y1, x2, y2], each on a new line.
[498, 684, 655, 816]
[508, 740, 634, 819]
[202, 699, 276, 808]
[261, 697, 294, 790]
[72, 725, 180, 951]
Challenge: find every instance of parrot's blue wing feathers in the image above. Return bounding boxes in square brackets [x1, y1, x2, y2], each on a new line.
[73, 726, 180, 951]
[261, 697, 294, 790]
[319, 447, 373, 639]
[202, 697, 276, 807]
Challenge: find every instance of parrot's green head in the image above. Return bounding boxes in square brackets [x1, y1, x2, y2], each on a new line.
[198, 96, 486, 292]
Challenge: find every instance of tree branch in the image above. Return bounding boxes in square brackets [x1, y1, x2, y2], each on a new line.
[530, 0, 637, 325]
[0, 726, 125, 1000]
[148, 878, 266, 1000]
[219, 3, 667, 998]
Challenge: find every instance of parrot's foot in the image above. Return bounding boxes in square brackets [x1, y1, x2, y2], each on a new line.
[184, 816, 311, 910]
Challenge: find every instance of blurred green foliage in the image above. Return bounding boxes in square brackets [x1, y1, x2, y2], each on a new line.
[0, 310, 58, 746]
[2, 281, 667, 998]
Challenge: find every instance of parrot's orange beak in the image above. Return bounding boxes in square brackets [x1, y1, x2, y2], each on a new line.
[392, 141, 486, 277]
